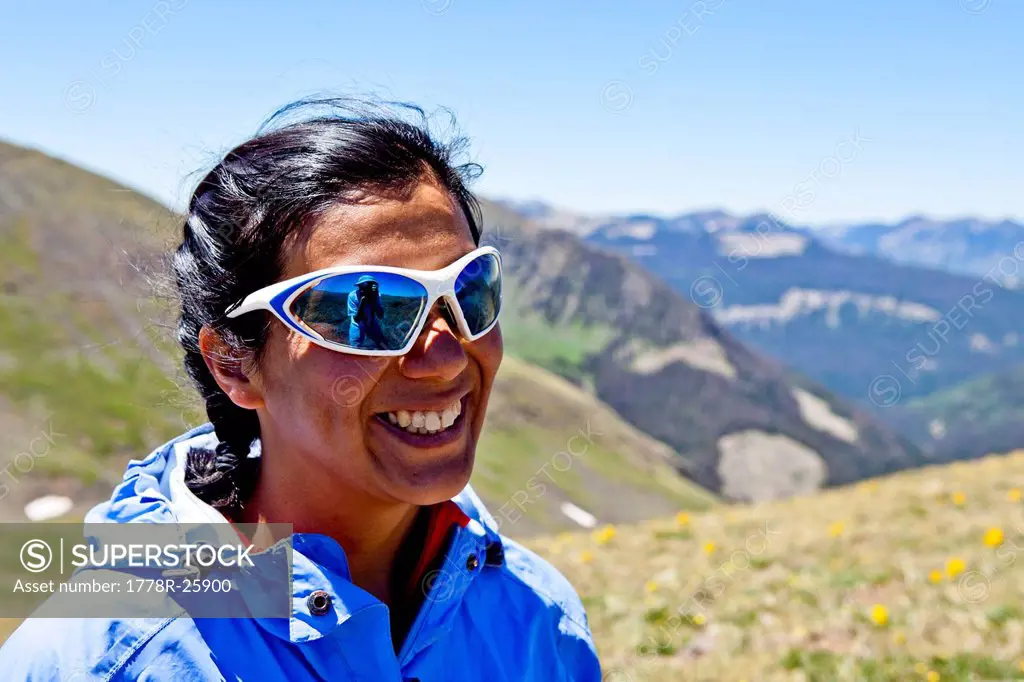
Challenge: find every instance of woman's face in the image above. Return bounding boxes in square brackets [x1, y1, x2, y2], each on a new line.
[248, 179, 502, 507]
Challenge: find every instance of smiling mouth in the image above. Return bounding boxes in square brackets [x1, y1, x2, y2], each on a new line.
[373, 396, 468, 446]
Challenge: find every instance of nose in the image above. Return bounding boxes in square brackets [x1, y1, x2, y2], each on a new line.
[398, 302, 468, 382]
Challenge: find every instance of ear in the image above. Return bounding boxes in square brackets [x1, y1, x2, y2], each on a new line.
[198, 325, 265, 410]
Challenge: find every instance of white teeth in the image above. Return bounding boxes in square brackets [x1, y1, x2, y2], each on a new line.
[384, 399, 463, 436]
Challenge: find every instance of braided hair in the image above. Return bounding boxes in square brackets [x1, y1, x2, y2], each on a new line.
[171, 98, 482, 517]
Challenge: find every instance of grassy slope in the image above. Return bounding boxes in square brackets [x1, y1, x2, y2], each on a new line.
[480, 199, 619, 391]
[527, 450, 1024, 680]
[0, 144, 200, 488]
[473, 356, 715, 535]
[498, 305, 616, 386]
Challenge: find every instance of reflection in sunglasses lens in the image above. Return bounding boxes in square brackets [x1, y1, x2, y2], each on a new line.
[291, 272, 428, 351]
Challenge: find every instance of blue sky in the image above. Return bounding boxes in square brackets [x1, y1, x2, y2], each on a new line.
[2, 0, 1021, 224]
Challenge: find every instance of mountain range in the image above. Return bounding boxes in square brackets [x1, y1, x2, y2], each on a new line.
[2, 140, 1018, 527]
[502, 199, 1024, 282]
[482, 202, 926, 500]
[503, 200, 1024, 464]
[506, 202, 1024, 398]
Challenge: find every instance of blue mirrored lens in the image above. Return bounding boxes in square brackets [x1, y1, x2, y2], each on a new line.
[455, 253, 501, 336]
[291, 272, 428, 351]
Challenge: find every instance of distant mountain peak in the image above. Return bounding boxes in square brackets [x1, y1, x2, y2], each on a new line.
[820, 215, 1024, 279]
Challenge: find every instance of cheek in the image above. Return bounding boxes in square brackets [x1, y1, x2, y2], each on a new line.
[260, 334, 390, 430]
[472, 324, 504, 382]
[320, 352, 393, 413]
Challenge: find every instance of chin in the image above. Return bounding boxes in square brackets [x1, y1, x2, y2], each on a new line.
[378, 445, 476, 506]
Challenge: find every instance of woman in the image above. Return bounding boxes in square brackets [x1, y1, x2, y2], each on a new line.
[1, 100, 601, 680]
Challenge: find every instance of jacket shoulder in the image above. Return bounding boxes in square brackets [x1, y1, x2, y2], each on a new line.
[0, 616, 213, 681]
[476, 536, 601, 680]
[497, 536, 592, 634]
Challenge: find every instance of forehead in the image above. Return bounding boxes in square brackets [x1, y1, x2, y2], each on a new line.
[282, 180, 477, 278]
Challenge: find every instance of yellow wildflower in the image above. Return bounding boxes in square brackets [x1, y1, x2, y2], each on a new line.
[644, 580, 658, 594]
[946, 557, 966, 578]
[827, 521, 845, 538]
[951, 491, 967, 506]
[593, 525, 616, 545]
[579, 550, 594, 564]
[983, 527, 1005, 548]
[926, 671, 940, 682]
[928, 569, 944, 584]
[1008, 489, 1022, 503]
[869, 604, 888, 627]
[691, 613, 706, 626]
[675, 511, 691, 527]
[702, 541, 716, 555]
[914, 662, 928, 675]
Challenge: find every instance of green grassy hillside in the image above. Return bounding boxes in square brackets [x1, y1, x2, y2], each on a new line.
[891, 365, 1024, 463]
[0, 143, 197, 513]
[474, 356, 714, 535]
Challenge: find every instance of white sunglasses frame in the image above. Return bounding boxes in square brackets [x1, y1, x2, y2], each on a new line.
[224, 246, 502, 357]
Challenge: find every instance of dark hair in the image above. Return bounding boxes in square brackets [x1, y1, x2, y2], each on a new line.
[172, 98, 482, 516]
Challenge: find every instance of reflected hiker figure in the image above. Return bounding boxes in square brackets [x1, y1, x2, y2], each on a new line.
[348, 274, 386, 349]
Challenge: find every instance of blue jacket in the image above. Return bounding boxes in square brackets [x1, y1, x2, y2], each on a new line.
[0, 423, 602, 681]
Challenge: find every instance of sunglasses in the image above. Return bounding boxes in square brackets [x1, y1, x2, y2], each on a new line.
[225, 246, 502, 356]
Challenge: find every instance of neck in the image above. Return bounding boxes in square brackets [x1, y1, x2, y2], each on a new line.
[238, 444, 420, 605]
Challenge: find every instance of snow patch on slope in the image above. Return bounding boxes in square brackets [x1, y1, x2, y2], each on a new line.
[716, 232, 809, 258]
[624, 338, 737, 379]
[792, 388, 859, 444]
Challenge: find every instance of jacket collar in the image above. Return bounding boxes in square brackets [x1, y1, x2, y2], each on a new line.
[89, 423, 505, 650]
